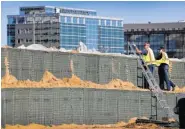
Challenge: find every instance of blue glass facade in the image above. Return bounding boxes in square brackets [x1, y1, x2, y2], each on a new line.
[86, 18, 98, 49]
[7, 17, 16, 46]
[60, 15, 124, 53]
[60, 17, 86, 49]
[126, 33, 184, 58]
[45, 7, 55, 14]
[7, 6, 124, 53]
[150, 34, 164, 53]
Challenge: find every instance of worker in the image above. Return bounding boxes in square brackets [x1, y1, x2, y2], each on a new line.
[134, 42, 155, 89]
[155, 46, 173, 91]
[155, 47, 176, 91]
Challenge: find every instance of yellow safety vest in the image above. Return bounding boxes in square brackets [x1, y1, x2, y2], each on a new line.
[142, 48, 155, 65]
[155, 52, 169, 66]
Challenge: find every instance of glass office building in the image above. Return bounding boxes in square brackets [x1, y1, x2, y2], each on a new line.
[124, 23, 185, 58]
[7, 6, 124, 53]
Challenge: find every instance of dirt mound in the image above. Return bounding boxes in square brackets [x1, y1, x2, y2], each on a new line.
[4, 117, 174, 129]
[1, 73, 17, 84]
[40, 70, 59, 82]
[1, 57, 185, 93]
[173, 86, 185, 93]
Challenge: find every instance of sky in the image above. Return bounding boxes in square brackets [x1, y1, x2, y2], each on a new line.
[1, 1, 185, 46]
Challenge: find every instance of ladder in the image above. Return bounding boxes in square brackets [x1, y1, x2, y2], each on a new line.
[128, 42, 175, 119]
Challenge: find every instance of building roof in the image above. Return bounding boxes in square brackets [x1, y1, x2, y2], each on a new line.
[124, 22, 185, 31]
[60, 13, 124, 21]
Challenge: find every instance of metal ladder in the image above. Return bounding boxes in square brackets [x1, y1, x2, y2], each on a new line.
[128, 42, 175, 119]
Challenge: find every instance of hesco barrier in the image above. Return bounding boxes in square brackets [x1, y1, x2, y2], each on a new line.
[1, 88, 180, 127]
[1, 48, 185, 87]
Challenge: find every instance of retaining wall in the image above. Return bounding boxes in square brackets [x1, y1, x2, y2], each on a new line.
[1, 48, 185, 87]
[1, 88, 180, 127]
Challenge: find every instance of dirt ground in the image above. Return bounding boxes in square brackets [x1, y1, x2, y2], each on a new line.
[3, 118, 178, 129]
[3, 123, 178, 129]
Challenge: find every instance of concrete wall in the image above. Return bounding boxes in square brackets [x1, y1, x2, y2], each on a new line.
[1, 48, 185, 87]
[1, 88, 179, 127]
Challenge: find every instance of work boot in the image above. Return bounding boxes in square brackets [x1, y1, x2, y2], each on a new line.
[172, 86, 175, 91]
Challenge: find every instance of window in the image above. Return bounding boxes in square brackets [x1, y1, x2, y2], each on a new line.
[26, 39, 28, 42]
[73, 17, 77, 24]
[8, 17, 16, 24]
[101, 19, 105, 26]
[79, 18, 83, 24]
[106, 20, 110, 26]
[61, 16, 65, 23]
[118, 21, 122, 27]
[66, 17, 71, 23]
[18, 39, 20, 43]
[112, 21, 116, 26]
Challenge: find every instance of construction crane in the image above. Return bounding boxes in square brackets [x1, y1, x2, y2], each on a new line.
[128, 42, 175, 120]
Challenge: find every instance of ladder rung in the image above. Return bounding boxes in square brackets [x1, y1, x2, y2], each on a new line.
[137, 76, 143, 78]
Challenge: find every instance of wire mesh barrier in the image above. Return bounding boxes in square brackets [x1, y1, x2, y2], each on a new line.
[1, 48, 185, 87]
[1, 88, 179, 127]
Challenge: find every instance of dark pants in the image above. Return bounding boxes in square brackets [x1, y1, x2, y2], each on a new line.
[158, 64, 171, 90]
[169, 80, 175, 88]
[144, 64, 154, 89]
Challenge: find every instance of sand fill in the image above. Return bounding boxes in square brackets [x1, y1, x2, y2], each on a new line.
[40, 70, 59, 82]
[3, 117, 176, 129]
[1, 57, 185, 93]
[1, 57, 17, 84]
[173, 86, 185, 93]
[1, 70, 142, 91]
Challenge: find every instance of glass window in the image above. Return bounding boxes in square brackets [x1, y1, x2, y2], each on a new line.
[79, 18, 83, 24]
[112, 21, 116, 26]
[101, 19, 105, 26]
[61, 16, 65, 23]
[106, 20, 110, 26]
[118, 21, 122, 27]
[8, 17, 16, 24]
[66, 17, 71, 23]
[73, 17, 77, 24]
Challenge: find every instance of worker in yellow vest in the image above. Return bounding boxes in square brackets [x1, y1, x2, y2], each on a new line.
[134, 42, 155, 89]
[155, 46, 172, 91]
[155, 47, 175, 91]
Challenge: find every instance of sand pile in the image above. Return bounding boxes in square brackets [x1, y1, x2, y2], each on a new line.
[173, 86, 185, 93]
[1, 64, 143, 90]
[1, 57, 17, 84]
[3, 118, 175, 129]
[40, 70, 59, 82]
[1, 73, 17, 84]
[1, 70, 141, 91]
[1, 57, 185, 93]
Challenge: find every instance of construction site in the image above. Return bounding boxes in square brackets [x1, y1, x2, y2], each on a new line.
[1, 1, 185, 128]
[1, 43, 185, 129]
